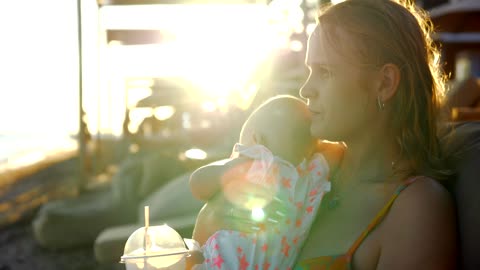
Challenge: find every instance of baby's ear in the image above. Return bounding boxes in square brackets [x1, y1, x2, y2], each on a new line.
[253, 131, 265, 146]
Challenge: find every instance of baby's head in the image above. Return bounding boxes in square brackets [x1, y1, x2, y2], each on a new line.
[239, 95, 315, 165]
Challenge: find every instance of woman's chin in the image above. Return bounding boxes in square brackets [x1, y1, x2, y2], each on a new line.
[310, 125, 337, 142]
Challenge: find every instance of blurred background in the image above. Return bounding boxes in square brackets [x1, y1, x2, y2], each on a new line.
[0, 0, 319, 179]
[1, 0, 479, 182]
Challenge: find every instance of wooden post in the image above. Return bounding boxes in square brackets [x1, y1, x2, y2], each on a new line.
[77, 0, 88, 190]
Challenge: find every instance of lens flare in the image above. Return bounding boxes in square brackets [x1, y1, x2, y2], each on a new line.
[251, 207, 265, 222]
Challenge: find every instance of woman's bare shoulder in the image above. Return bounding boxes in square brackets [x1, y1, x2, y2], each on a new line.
[390, 176, 454, 214]
[376, 177, 457, 269]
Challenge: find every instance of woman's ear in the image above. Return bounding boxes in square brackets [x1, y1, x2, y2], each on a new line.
[377, 63, 401, 103]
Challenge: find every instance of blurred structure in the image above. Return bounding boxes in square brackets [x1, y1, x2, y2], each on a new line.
[429, 0, 480, 77]
[99, 0, 269, 4]
[428, 0, 480, 121]
[420, 0, 449, 9]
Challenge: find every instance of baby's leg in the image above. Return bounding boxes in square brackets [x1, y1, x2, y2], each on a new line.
[192, 202, 223, 246]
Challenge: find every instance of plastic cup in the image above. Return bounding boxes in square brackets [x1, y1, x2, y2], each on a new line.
[120, 224, 188, 270]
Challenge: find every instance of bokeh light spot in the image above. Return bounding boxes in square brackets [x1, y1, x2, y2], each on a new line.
[184, 148, 207, 160]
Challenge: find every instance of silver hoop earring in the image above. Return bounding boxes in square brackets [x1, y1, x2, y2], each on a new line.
[377, 96, 385, 111]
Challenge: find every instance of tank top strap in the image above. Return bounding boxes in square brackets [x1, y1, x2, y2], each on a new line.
[345, 175, 424, 257]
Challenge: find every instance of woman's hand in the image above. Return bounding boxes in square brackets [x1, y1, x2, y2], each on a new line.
[315, 139, 345, 171]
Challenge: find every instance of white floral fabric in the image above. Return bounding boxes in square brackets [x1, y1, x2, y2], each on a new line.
[195, 143, 331, 270]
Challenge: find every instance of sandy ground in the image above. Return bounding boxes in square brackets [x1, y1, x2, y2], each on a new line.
[0, 157, 122, 270]
[0, 220, 99, 270]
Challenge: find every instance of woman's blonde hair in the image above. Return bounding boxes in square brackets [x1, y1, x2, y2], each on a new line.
[317, 0, 451, 179]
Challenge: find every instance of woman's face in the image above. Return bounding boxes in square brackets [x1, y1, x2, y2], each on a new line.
[300, 25, 378, 142]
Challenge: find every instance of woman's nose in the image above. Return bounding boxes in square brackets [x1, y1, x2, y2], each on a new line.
[300, 79, 314, 99]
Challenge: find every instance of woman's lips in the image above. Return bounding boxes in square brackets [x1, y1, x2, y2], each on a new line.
[309, 108, 324, 120]
[309, 108, 323, 115]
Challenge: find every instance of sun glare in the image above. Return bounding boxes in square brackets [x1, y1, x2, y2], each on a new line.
[8, 152, 45, 169]
[168, 5, 276, 100]
[90, 2, 304, 135]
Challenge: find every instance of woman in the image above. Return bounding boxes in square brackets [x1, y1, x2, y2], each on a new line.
[188, 0, 457, 269]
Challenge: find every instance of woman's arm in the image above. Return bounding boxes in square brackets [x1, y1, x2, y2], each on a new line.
[377, 178, 457, 269]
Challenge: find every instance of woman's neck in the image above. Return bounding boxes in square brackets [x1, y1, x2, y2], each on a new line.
[336, 128, 402, 185]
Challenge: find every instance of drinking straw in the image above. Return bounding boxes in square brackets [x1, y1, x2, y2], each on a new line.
[144, 206, 149, 269]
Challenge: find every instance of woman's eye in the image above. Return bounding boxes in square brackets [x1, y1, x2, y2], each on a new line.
[309, 67, 331, 78]
[316, 68, 331, 78]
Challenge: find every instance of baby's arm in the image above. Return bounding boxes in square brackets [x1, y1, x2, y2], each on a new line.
[189, 158, 231, 201]
[189, 157, 253, 201]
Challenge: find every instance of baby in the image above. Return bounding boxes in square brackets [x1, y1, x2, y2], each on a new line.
[190, 95, 331, 269]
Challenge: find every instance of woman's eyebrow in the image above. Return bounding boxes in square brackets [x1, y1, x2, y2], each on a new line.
[307, 63, 334, 70]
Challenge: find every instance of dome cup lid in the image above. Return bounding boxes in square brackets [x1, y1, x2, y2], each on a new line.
[121, 224, 189, 262]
